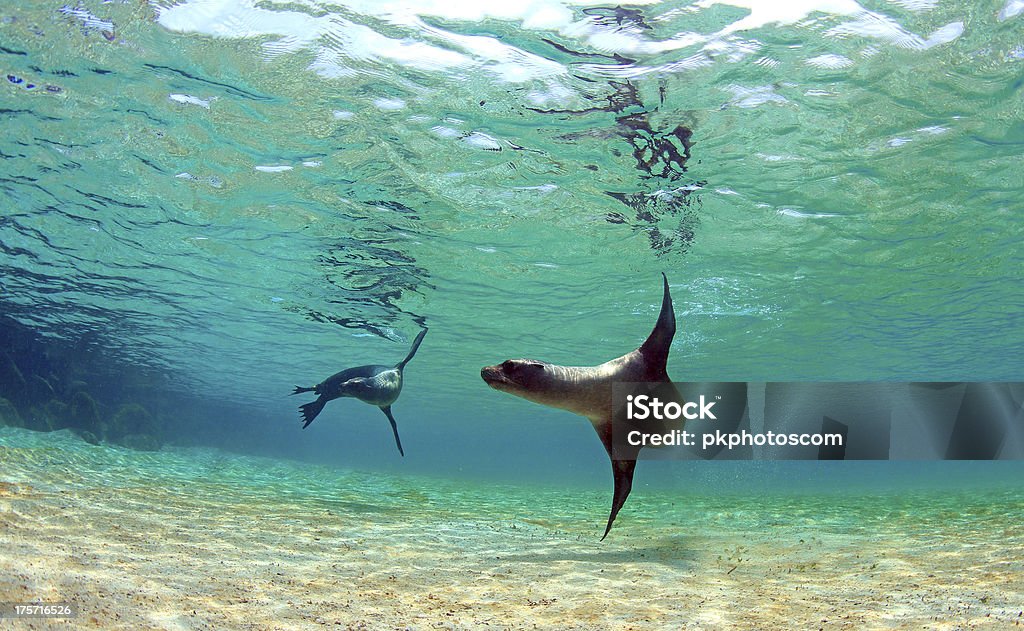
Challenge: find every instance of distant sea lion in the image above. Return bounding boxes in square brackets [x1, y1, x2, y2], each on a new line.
[481, 275, 679, 538]
[293, 328, 428, 456]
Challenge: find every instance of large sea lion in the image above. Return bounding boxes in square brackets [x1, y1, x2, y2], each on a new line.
[481, 275, 679, 538]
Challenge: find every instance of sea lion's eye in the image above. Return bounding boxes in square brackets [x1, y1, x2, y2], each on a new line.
[502, 360, 515, 371]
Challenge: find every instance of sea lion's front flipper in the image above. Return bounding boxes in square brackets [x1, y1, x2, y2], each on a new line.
[380, 406, 405, 457]
[300, 397, 327, 429]
[595, 418, 640, 540]
[603, 459, 637, 541]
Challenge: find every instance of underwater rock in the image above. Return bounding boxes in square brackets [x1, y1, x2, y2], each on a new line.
[78, 430, 100, 446]
[27, 374, 56, 405]
[44, 399, 71, 429]
[108, 403, 158, 441]
[121, 433, 160, 451]
[0, 351, 28, 406]
[69, 391, 102, 434]
[0, 396, 24, 427]
[24, 405, 55, 432]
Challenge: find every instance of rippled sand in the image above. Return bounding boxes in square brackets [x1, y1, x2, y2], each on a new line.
[1, 428, 1022, 630]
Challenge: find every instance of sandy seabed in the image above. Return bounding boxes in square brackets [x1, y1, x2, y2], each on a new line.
[1, 428, 1023, 630]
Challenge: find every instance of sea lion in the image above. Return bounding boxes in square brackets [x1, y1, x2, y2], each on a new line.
[481, 274, 679, 539]
[293, 328, 428, 456]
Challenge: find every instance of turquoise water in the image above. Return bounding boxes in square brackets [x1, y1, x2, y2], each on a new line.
[2, 2, 1022, 476]
[1, 2, 1023, 626]
[0, 1, 1022, 468]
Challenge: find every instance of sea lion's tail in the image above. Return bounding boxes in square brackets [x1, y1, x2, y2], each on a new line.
[292, 385, 315, 395]
[396, 327, 428, 370]
[299, 398, 327, 429]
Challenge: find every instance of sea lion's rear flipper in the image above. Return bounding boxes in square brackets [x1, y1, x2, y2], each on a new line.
[380, 406, 405, 457]
[396, 327, 428, 371]
[292, 385, 315, 395]
[639, 273, 675, 372]
[300, 397, 327, 429]
[603, 459, 637, 541]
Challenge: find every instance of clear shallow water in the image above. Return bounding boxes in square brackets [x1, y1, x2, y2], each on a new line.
[3, 0, 1022, 400]
[2, 428, 1023, 628]
[1, 2, 1024, 610]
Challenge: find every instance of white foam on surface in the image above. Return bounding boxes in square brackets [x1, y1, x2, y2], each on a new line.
[726, 84, 788, 108]
[999, 0, 1024, 21]
[806, 53, 853, 69]
[826, 13, 962, 50]
[58, 5, 116, 32]
[373, 97, 407, 111]
[462, 132, 502, 151]
[152, 0, 967, 99]
[694, 0, 864, 36]
[430, 125, 462, 139]
[168, 93, 213, 108]
[757, 153, 800, 162]
[778, 208, 840, 218]
[514, 184, 559, 192]
[886, 0, 938, 11]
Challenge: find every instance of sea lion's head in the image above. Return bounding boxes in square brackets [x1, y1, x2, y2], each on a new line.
[481, 359, 565, 407]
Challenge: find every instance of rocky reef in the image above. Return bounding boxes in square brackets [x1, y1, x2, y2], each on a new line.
[0, 317, 164, 451]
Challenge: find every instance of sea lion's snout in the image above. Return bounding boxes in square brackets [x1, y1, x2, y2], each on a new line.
[482, 364, 522, 393]
[480, 364, 505, 388]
